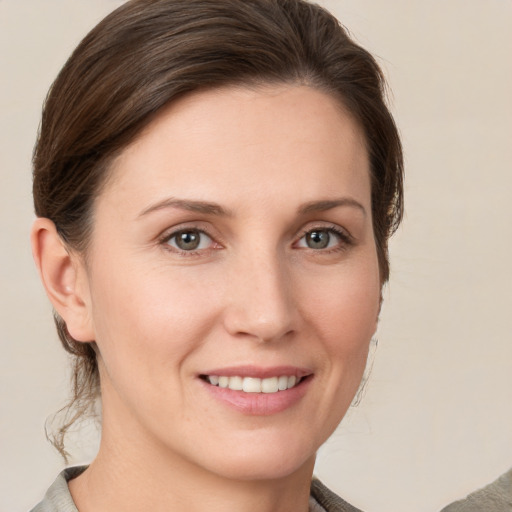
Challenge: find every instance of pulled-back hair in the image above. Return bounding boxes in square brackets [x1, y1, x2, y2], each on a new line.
[33, 0, 403, 460]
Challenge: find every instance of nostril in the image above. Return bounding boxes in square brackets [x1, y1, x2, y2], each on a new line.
[222, 270, 296, 342]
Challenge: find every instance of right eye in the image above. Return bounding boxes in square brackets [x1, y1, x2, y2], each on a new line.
[294, 225, 352, 252]
[300, 229, 337, 250]
[164, 229, 214, 252]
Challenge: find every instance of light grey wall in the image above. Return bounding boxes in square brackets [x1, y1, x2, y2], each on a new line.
[1, 1, 511, 511]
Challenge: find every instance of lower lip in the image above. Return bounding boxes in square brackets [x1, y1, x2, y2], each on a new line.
[200, 377, 312, 416]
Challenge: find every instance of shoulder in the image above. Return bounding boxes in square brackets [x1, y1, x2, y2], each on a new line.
[30, 468, 359, 512]
[310, 477, 364, 512]
[29, 466, 87, 512]
[440, 468, 512, 512]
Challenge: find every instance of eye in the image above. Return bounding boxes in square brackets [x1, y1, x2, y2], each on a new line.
[165, 229, 213, 252]
[296, 227, 349, 250]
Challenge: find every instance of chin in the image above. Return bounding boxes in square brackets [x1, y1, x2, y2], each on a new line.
[191, 432, 319, 482]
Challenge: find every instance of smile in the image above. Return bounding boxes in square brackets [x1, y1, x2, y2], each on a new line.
[203, 375, 301, 393]
[199, 367, 313, 414]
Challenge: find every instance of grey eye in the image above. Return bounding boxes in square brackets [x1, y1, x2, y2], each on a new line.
[305, 230, 331, 249]
[167, 230, 212, 251]
[296, 228, 346, 250]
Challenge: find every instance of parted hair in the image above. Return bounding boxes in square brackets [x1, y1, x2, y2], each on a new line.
[33, 0, 403, 460]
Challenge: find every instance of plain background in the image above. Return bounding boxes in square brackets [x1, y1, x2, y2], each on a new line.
[1, 1, 511, 511]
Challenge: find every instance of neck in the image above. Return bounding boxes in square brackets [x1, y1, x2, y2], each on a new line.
[69, 415, 315, 512]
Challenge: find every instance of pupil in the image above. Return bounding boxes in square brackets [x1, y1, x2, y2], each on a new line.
[307, 230, 329, 249]
[177, 231, 200, 250]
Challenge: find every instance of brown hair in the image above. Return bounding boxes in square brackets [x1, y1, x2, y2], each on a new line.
[33, 0, 403, 460]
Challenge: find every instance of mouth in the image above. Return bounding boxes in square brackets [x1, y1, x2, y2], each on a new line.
[200, 374, 308, 393]
[198, 367, 313, 415]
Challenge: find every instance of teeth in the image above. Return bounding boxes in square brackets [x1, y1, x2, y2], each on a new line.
[243, 377, 262, 393]
[229, 376, 243, 391]
[261, 377, 278, 393]
[206, 375, 301, 393]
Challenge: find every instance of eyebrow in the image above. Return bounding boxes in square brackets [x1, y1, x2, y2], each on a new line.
[138, 197, 232, 218]
[138, 196, 366, 218]
[298, 198, 367, 216]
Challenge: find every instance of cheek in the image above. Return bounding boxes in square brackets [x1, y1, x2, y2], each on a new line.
[87, 259, 227, 430]
[303, 262, 380, 339]
[292, 256, 380, 444]
[88, 256, 223, 378]
[298, 255, 380, 382]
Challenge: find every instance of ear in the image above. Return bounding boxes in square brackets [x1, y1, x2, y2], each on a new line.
[31, 217, 95, 342]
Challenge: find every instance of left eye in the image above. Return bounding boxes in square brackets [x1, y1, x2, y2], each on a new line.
[296, 228, 342, 250]
[166, 229, 213, 251]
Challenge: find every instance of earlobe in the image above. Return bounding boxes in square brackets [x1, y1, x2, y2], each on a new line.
[30, 218, 95, 342]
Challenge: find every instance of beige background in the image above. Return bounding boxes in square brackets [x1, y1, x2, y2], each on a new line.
[1, 1, 511, 511]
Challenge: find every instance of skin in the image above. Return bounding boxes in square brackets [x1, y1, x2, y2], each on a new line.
[32, 85, 381, 512]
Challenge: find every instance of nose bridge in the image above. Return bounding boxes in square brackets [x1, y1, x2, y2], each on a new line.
[224, 245, 295, 342]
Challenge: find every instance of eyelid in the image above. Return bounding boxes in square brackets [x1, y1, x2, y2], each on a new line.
[168, 229, 213, 250]
[294, 224, 354, 250]
[158, 223, 223, 255]
[298, 222, 352, 239]
[156, 221, 354, 256]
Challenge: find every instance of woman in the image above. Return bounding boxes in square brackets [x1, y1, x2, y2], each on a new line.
[30, 0, 403, 511]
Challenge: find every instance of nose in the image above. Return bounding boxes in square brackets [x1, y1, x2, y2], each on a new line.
[223, 251, 296, 343]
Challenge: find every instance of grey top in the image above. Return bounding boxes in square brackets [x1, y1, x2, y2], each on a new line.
[30, 467, 84, 512]
[440, 468, 512, 512]
[30, 466, 362, 512]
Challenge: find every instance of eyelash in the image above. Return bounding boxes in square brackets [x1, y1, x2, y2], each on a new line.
[158, 224, 353, 257]
[159, 226, 219, 257]
[295, 225, 354, 254]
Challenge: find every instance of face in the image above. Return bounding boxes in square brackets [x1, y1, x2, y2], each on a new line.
[78, 85, 380, 481]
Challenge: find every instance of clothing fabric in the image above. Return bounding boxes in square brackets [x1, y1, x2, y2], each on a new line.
[30, 467, 84, 512]
[440, 468, 512, 512]
[30, 466, 362, 512]
[310, 478, 363, 512]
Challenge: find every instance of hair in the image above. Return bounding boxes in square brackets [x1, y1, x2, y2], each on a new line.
[33, 0, 403, 460]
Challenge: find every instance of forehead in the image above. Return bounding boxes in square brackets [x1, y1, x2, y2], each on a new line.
[102, 84, 370, 213]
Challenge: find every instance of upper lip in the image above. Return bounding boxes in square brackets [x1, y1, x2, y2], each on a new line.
[199, 365, 312, 379]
